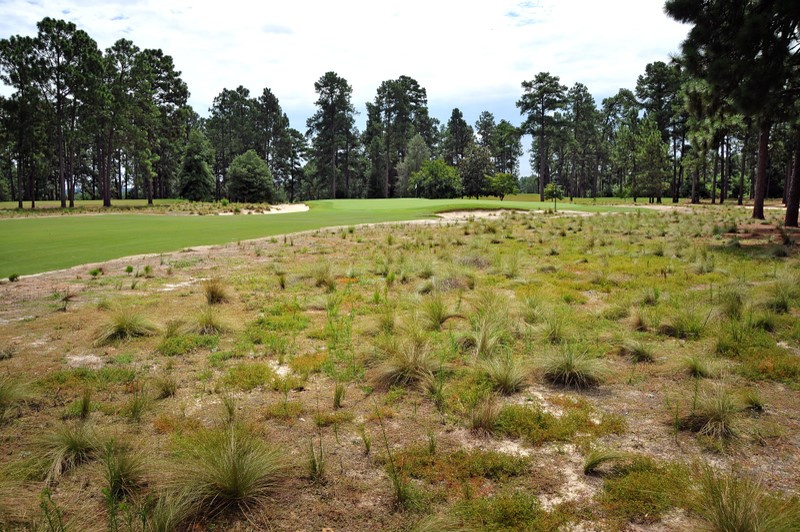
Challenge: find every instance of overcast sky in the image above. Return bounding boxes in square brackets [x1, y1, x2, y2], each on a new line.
[2, 0, 689, 173]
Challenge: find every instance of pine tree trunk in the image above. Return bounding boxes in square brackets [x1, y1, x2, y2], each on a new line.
[752, 125, 770, 220]
[784, 139, 800, 227]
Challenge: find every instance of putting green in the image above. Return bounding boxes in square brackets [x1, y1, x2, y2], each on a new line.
[0, 198, 629, 278]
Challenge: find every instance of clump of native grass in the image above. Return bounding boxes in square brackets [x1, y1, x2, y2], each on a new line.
[680, 385, 740, 441]
[479, 352, 528, 395]
[37, 422, 101, 484]
[166, 425, 289, 520]
[618, 339, 655, 363]
[541, 345, 606, 389]
[419, 294, 461, 332]
[583, 448, 629, 475]
[695, 465, 800, 531]
[372, 333, 442, 390]
[193, 307, 228, 335]
[202, 278, 229, 305]
[0, 376, 34, 423]
[94, 310, 158, 346]
[102, 439, 146, 500]
[469, 395, 501, 434]
[682, 354, 720, 379]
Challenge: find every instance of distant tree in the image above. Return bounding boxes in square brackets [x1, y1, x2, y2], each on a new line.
[635, 119, 670, 201]
[226, 149, 273, 203]
[475, 111, 496, 148]
[396, 133, 430, 196]
[442, 108, 474, 166]
[492, 120, 523, 176]
[517, 73, 568, 201]
[544, 182, 564, 212]
[460, 144, 493, 200]
[306, 71, 356, 199]
[179, 129, 215, 201]
[489, 172, 518, 201]
[364, 76, 435, 197]
[665, 0, 799, 220]
[409, 159, 461, 199]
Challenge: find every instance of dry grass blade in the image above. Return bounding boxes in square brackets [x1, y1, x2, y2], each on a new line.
[202, 278, 229, 305]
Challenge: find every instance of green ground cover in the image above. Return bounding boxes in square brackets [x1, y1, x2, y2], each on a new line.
[0, 198, 630, 278]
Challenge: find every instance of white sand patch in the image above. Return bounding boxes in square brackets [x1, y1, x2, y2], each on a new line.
[268, 360, 291, 377]
[217, 203, 309, 216]
[66, 354, 104, 369]
[160, 280, 197, 292]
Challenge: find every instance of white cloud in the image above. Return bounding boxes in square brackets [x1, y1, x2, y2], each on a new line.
[1, 0, 688, 173]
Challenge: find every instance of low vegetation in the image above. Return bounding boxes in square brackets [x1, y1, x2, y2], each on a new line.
[1, 204, 798, 530]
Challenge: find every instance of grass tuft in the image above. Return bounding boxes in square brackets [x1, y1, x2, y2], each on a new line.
[681, 385, 740, 441]
[202, 278, 229, 304]
[94, 311, 158, 346]
[169, 425, 288, 519]
[696, 465, 800, 531]
[480, 353, 528, 395]
[38, 422, 100, 484]
[618, 339, 655, 363]
[542, 346, 605, 389]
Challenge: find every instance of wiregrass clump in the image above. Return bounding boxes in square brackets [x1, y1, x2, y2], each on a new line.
[372, 335, 441, 390]
[480, 353, 528, 395]
[695, 465, 800, 531]
[542, 346, 606, 389]
[94, 311, 158, 346]
[681, 385, 740, 441]
[0, 376, 33, 422]
[38, 422, 101, 484]
[202, 278, 229, 305]
[168, 425, 288, 519]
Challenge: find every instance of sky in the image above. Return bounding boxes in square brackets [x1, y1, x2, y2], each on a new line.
[1, 0, 690, 174]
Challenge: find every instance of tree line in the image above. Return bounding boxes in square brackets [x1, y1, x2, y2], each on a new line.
[1, 4, 798, 224]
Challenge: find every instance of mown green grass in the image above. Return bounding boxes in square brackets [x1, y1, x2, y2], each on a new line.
[0, 198, 630, 278]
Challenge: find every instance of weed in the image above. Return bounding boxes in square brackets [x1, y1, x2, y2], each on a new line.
[124, 381, 150, 423]
[222, 363, 275, 391]
[307, 438, 326, 484]
[333, 381, 346, 409]
[62, 387, 92, 420]
[463, 313, 510, 358]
